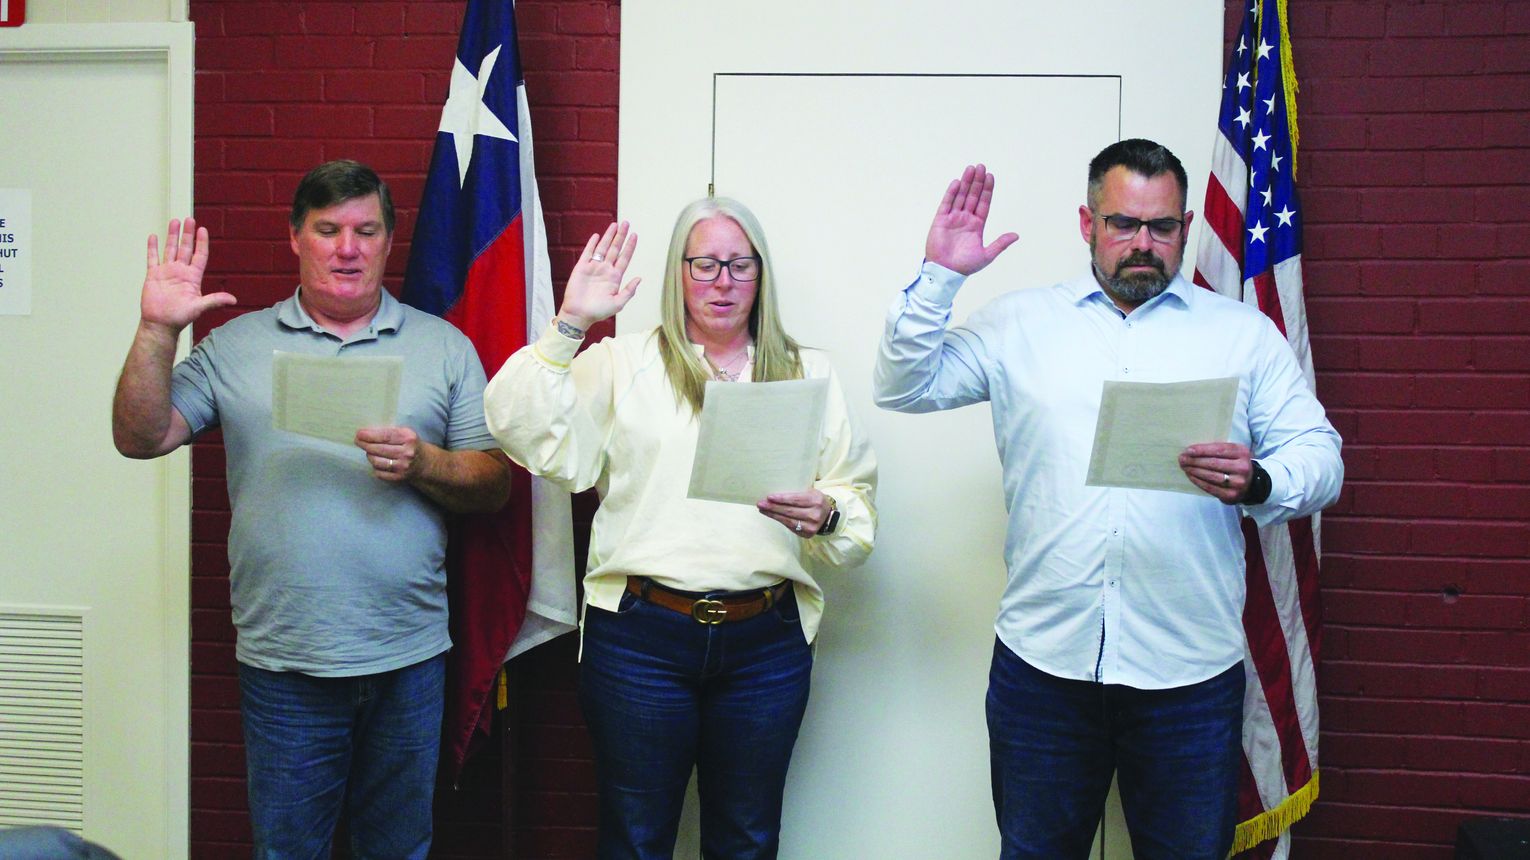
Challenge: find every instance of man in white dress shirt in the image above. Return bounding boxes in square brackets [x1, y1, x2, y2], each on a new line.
[873, 139, 1342, 860]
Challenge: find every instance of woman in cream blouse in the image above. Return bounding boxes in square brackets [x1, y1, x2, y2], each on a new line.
[484, 197, 876, 859]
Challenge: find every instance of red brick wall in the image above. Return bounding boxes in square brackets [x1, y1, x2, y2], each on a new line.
[186, 1, 614, 856]
[1249, 2, 1530, 858]
[186, 1, 1528, 857]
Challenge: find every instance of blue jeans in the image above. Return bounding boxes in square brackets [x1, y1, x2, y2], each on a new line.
[986, 639, 1243, 860]
[578, 585, 814, 860]
[238, 652, 445, 860]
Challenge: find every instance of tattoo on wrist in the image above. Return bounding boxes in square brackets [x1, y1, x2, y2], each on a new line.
[555, 317, 586, 340]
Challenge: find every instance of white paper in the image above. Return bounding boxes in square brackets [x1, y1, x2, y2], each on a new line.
[271, 351, 403, 445]
[687, 378, 829, 505]
[1084, 377, 1239, 494]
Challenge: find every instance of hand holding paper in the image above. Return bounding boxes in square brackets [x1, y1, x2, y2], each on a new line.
[757, 488, 835, 539]
[355, 424, 425, 482]
[1084, 377, 1239, 495]
[1179, 441, 1254, 504]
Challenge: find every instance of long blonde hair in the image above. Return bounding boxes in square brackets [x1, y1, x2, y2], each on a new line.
[656, 197, 803, 416]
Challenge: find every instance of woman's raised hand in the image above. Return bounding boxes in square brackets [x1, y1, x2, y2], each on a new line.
[557, 221, 640, 331]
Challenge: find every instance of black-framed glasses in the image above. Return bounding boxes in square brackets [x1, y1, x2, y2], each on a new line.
[685, 256, 761, 282]
[1095, 212, 1185, 243]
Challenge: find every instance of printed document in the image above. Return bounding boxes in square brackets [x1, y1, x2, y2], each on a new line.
[271, 351, 403, 445]
[688, 378, 829, 505]
[1085, 377, 1239, 494]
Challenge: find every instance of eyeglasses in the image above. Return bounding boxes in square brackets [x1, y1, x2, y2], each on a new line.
[1095, 212, 1185, 243]
[685, 256, 761, 282]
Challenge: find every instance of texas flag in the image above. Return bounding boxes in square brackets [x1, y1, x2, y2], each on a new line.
[403, 0, 576, 778]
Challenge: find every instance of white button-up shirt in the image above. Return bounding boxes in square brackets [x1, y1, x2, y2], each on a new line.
[874, 262, 1342, 689]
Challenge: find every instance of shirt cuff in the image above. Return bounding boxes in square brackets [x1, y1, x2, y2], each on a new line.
[907, 260, 967, 306]
[531, 320, 583, 370]
[1243, 458, 1294, 526]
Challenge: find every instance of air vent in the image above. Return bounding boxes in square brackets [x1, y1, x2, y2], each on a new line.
[0, 609, 84, 832]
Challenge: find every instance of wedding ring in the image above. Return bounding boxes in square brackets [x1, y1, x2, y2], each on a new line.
[1221, 473, 1230, 488]
[384, 458, 393, 470]
[793, 521, 803, 533]
[591, 253, 605, 263]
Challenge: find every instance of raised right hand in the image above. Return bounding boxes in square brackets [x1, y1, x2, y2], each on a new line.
[925, 164, 1019, 276]
[556, 221, 640, 331]
[141, 217, 235, 332]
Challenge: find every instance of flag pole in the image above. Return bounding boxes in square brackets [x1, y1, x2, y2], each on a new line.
[499, 664, 519, 859]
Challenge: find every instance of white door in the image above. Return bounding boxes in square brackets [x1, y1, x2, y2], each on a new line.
[0, 23, 194, 860]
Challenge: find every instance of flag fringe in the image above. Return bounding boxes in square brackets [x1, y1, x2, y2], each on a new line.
[1230, 770, 1319, 856]
[1271, 0, 1300, 178]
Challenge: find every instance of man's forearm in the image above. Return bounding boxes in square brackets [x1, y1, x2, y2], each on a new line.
[112, 321, 185, 458]
[408, 446, 513, 513]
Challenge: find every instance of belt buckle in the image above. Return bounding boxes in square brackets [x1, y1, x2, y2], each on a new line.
[690, 598, 727, 624]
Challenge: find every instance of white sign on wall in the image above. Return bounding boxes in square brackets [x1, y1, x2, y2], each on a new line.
[0, 188, 31, 315]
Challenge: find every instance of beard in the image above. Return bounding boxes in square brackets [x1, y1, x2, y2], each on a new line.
[1091, 246, 1175, 305]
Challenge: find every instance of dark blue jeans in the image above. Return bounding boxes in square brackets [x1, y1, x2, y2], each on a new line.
[986, 639, 1243, 860]
[578, 585, 814, 860]
[238, 652, 445, 860]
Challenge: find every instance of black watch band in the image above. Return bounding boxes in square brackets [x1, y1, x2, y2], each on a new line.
[816, 506, 841, 536]
[1243, 461, 1272, 505]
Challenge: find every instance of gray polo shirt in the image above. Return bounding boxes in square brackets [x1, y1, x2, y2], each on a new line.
[171, 287, 495, 676]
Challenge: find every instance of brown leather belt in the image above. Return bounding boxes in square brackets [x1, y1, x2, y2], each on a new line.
[625, 576, 787, 625]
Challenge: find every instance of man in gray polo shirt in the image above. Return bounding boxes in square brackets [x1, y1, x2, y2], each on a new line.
[112, 160, 510, 859]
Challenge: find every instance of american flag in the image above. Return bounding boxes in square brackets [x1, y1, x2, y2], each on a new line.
[1192, 1, 1320, 857]
[402, 0, 576, 778]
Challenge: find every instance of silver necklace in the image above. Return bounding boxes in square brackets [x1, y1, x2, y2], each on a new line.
[706, 349, 748, 382]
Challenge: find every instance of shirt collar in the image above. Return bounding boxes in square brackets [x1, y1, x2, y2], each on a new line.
[277, 286, 403, 337]
[1068, 269, 1195, 316]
